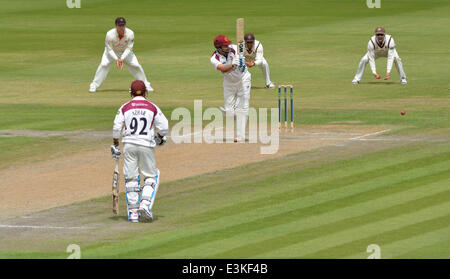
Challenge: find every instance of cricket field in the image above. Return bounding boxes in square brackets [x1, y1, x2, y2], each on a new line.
[0, 0, 449, 259]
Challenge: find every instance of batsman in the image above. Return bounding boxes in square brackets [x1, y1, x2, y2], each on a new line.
[111, 80, 169, 222]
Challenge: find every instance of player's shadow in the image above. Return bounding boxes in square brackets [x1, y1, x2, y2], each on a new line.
[108, 214, 162, 222]
[96, 89, 126, 92]
[365, 82, 396, 85]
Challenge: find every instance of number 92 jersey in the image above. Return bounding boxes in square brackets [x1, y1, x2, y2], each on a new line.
[113, 96, 169, 148]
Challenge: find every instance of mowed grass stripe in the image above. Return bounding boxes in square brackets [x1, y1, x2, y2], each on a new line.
[115, 165, 449, 258]
[85, 159, 448, 258]
[185, 151, 450, 224]
[394, 238, 450, 259]
[212, 190, 450, 258]
[343, 226, 450, 259]
[302, 214, 450, 259]
[260, 192, 450, 259]
[161, 143, 447, 202]
[160, 177, 450, 258]
[79, 144, 448, 258]
[162, 159, 450, 249]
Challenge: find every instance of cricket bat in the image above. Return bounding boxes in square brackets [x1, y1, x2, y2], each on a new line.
[112, 159, 119, 215]
[236, 18, 244, 56]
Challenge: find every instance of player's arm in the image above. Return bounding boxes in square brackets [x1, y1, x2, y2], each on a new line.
[112, 108, 125, 144]
[153, 106, 169, 136]
[385, 37, 396, 79]
[254, 43, 264, 66]
[121, 30, 134, 60]
[153, 105, 169, 146]
[105, 34, 119, 61]
[105, 34, 123, 69]
[111, 108, 124, 158]
[217, 64, 234, 72]
[210, 55, 233, 73]
[367, 41, 380, 79]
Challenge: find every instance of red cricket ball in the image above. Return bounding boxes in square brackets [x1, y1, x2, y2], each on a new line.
[401, 110, 406, 115]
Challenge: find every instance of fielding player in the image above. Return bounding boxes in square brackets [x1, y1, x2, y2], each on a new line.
[210, 35, 251, 142]
[352, 27, 407, 84]
[89, 17, 154, 93]
[243, 33, 275, 88]
[110, 80, 168, 222]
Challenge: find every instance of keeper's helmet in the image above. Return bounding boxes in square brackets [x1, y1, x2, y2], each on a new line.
[130, 80, 147, 97]
[214, 35, 232, 49]
[244, 33, 255, 43]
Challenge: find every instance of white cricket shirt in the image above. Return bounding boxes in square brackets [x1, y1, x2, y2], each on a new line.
[113, 96, 169, 148]
[105, 27, 135, 60]
[210, 45, 249, 83]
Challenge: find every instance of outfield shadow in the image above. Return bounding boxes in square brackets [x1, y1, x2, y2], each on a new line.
[365, 82, 396, 85]
[96, 89, 127, 92]
[108, 214, 162, 222]
[109, 215, 128, 221]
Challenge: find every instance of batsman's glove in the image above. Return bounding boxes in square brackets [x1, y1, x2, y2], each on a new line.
[110, 145, 121, 160]
[154, 133, 167, 146]
[240, 64, 247, 73]
[232, 55, 243, 68]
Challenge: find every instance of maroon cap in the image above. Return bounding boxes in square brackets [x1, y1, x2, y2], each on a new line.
[214, 35, 232, 48]
[115, 17, 126, 26]
[130, 80, 146, 95]
[244, 33, 255, 42]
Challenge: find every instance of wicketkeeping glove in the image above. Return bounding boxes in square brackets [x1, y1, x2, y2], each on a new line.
[154, 133, 167, 146]
[110, 145, 121, 160]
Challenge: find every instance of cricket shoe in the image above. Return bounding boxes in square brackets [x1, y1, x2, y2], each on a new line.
[401, 78, 407, 85]
[146, 85, 154, 92]
[89, 83, 97, 93]
[128, 209, 139, 223]
[352, 79, 360, 84]
[266, 82, 275, 89]
[139, 200, 154, 222]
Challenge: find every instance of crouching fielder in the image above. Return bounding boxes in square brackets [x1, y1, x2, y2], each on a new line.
[352, 27, 407, 84]
[111, 80, 168, 222]
[243, 33, 275, 88]
[211, 35, 251, 142]
[89, 17, 153, 93]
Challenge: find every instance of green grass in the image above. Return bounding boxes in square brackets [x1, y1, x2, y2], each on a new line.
[1, 142, 448, 258]
[0, 0, 449, 258]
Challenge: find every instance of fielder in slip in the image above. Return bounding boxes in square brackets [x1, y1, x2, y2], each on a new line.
[89, 17, 154, 93]
[352, 27, 407, 84]
[210, 35, 251, 143]
[110, 80, 168, 223]
[243, 33, 275, 88]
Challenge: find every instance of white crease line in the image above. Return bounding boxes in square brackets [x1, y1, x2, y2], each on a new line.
[350, 129, 391, 140]
[0, 224, 92, 230]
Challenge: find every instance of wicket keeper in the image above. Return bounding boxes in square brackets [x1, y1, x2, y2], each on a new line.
[243, 33, 275, 88]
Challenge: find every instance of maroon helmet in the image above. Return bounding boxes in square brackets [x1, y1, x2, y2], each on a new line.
[214, 34, 232, 49]
[244, 33, 255, 42]
[130, 80, 146, 96]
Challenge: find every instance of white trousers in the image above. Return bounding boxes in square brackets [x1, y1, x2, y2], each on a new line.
[223, 73, 251, 140]
[256, 57, 272, 86]
[91, 49, 151, 89]
[123, 143, 157, 209]
[353, 50, 406, 82]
